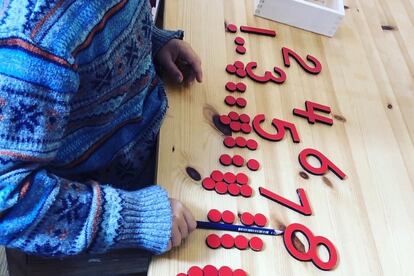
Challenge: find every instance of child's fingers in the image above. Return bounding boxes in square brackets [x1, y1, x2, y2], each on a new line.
[178, 215, 189, 238]
[180, 44, 203, 83]
[163, 56, 184, 83]
[171, 222, 182, 247]
[183, 207, 197, 232]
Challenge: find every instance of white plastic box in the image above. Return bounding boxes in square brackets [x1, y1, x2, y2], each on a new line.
[254, 0, 345, 37]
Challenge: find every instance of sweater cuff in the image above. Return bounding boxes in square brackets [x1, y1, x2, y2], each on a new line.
[152, 26, 184, 57]
[89, 185, 172, 254]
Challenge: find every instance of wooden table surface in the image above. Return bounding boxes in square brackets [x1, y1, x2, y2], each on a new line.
[148, 0, 414, 275]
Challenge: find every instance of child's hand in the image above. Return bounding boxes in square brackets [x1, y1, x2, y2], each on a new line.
[156, 39, 203, 85]
[167, 198, 197, 251]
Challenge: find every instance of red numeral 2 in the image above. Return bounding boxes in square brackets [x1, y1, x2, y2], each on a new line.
[298, 148, 346, 180]
[259, 187, 312, 216]
[282, 47, 322, 75]
[252, 114, 300, 143]
[283, 223, 338, 271]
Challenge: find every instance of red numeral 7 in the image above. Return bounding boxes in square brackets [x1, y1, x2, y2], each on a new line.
[259, 187, 312, 216]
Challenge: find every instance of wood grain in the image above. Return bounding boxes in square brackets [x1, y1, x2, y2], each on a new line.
[148, 0, 414, 275]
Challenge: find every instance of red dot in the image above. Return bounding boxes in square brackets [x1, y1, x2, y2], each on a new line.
[202, 177, 216, 190]
[233, 269, 248, 276]
[234, 36, 245, 45]
[222, 210, 235, 224]
[223, 136, 236, 148]
[236, 97, 247, 108]
[240, 123, 251, 134]
[219, 115, 231, 125]
[234, 235, 249, 250]
[228, 183, 241, 196]
[226, 64, 237, 74]
[219, 154, 232, 166]
[203, 265, 219, 276]
[235, 136, 247, 148]
[188, 266, 204, 276]
[236, 45, 246, 55]
[236, 69, 246, 78]
[246, 139, 258, 150]
[240, 212, 255, 226]
[228, 111, 239, 121]
[215, 182, 228, 194]
[220, 234, 235, 249]
[239, 113, 250, 123]
[227, 24, 237, 33]
[225, 81, 237, 92]
[224, 95, 236, 106]
[211, 170, 224, 182]
[223, 172, 236, 184]
[207, 209, 222, 223]
[232, 155, 245, 167]
[249, 236, 264, 251]
[240, 184, 253, 197]
[236, 173, 248, 185]
[254, 213, 268, 227]
[218, 266, 233, 276]
[247, 159, 260, 171]
[234, 61, 244, 69]
[236, 82, 247, 92]
[206, 234, 221, 249]
[230, 121, 241, 132]
[177, 273, 187, 276]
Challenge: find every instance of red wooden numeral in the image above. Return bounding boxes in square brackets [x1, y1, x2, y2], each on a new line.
[298, 148, 346, 180]
[245, 62, 286, 84]
[252, 114, 300, 143]
[282, 47, 322, 75]
[293, 101, 333, 126]
[283, 223, 338, 271]
[259, 187, 312, 216]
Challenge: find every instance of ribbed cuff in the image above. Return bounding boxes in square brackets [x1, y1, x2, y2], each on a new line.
[152, 26, 184, 57]
[90, 185, 172, 254]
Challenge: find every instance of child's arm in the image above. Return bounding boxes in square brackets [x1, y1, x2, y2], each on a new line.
[0, 43, 176, 257]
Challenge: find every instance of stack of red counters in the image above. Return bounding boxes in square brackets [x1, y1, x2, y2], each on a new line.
[206, 233, 264, 252]
[223, 136, 258, 151]
[226, 60, 246, 78]
[201, 171, 253, 198]
[224, 95, 247, 108]
[225, 81, 247, 93]
[219, 154, 245, 167]
[176, 265, 248, 276]
[219, 112, 252, 134]
[234, 36, 246, 55]
[239, 212, 268, 227]
[207, 209, 236, 224]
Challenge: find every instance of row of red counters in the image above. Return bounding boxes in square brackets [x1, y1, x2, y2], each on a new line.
[240, 212, 268, 227]
[223, 136, 258, 151]
[178, 265, 248, 276]
[207, 209, 236, 224]
[207, 233, 264, 252]
[224, 95, 248, 108]
[225, 81, 246, 93]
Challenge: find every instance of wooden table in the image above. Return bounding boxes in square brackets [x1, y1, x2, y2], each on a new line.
[148, 0, 414, 275]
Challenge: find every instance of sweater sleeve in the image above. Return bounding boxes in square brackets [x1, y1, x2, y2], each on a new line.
[0, 42, 172, 257]
[151, 26, 184, 57]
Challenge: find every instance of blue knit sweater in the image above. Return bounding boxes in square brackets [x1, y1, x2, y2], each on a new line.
[0, 0, 182, 256]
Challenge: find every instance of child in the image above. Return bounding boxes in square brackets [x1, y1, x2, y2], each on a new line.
[0, 0, 202, 257]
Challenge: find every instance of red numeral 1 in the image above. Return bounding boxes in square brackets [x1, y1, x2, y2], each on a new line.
[298, 148, 346, 180]
[252, 114, 300, 143]
[259, 187, 312, 216]
[283, 223, 338, 271]
[282, 47, 322, 74]
[293, 101, 333, 126]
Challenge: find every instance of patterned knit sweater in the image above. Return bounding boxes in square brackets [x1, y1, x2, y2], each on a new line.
[0, 0, 183, 256]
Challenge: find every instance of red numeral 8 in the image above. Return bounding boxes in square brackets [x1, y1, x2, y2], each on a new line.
[283, 223, 338, 271]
